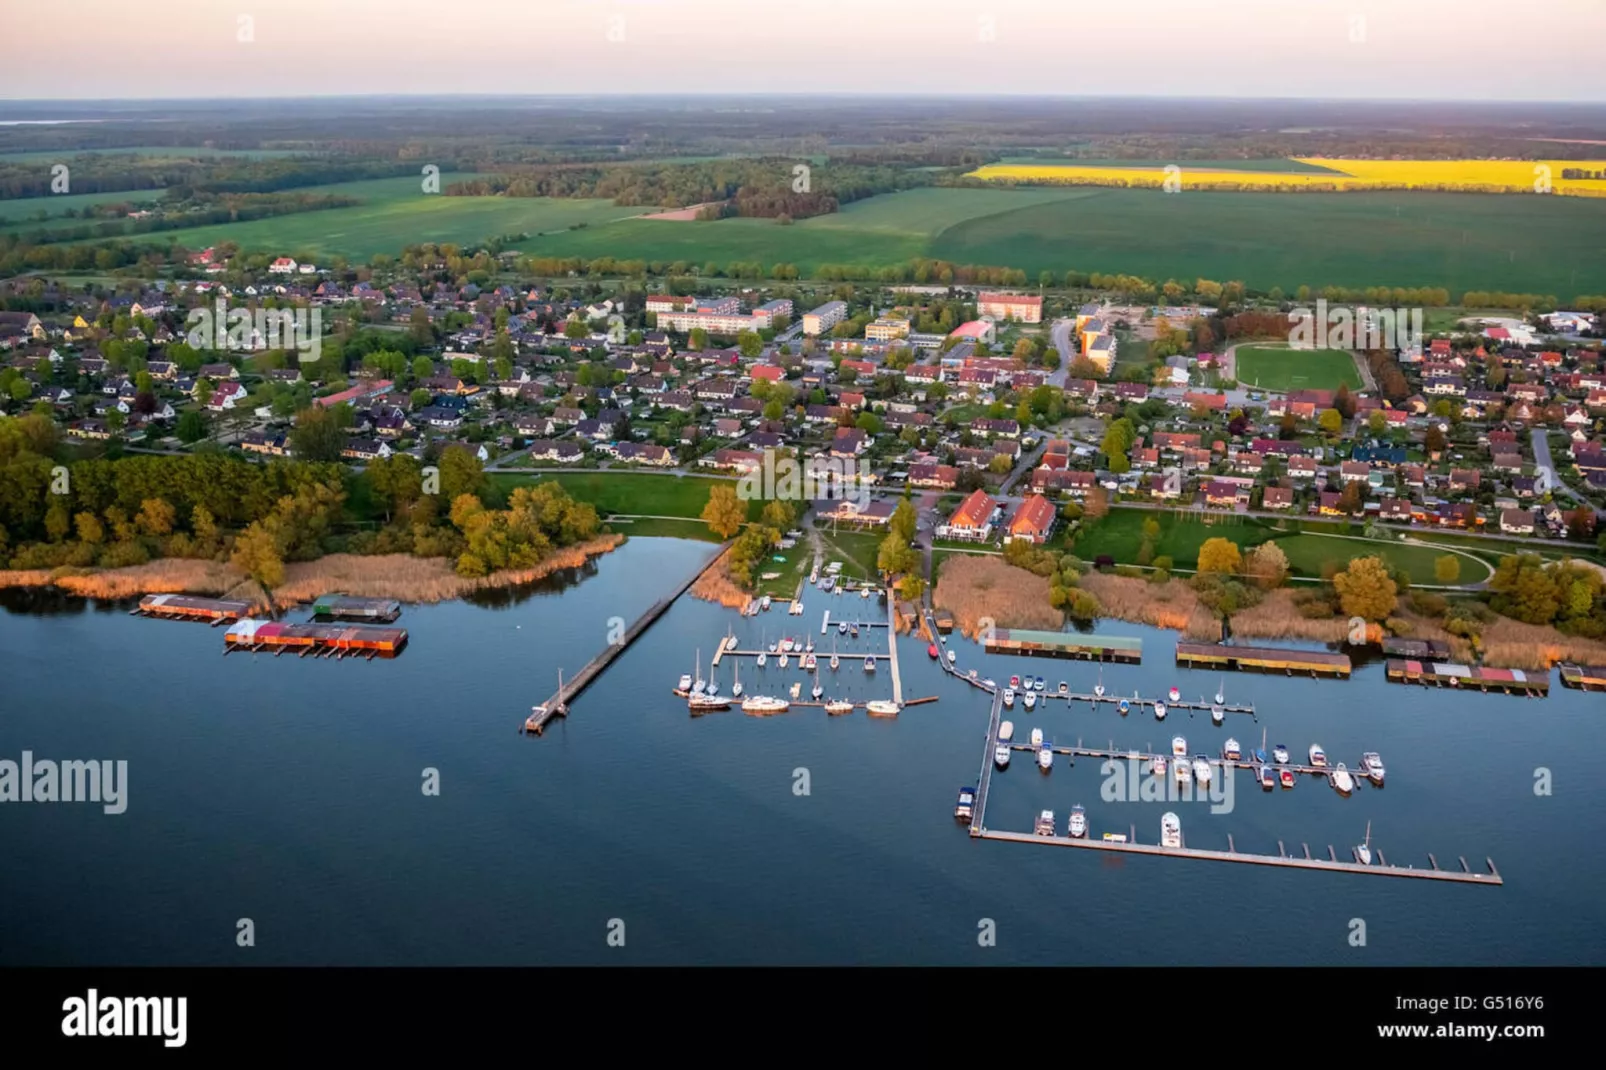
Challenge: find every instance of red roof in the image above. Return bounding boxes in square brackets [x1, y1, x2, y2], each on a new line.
[1009, 494, 1056, 536]
[949, 489, 996, 529]
[749, 364, 784, 381]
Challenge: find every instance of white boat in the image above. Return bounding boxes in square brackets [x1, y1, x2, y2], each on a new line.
[999, 720, 1015, 743]
[742, 694, 790, 714]
[789, 681, 802, 699]
[1355, 821, 1373, 866]
[946, 649, 956, 664]
[863, 656, 875, 672]
[1192, 756, 1212, 786]
[1037, 747, 1053, 771]
[1309, 744, 1327, 768]
[732, 661, 743, 699]
[778, 638, 792, 653]
[1161, 811, 1182, 848]
[1210, 703, 1225, 725]
[1361, 752, 1385, 785]
[1094, 669, 1105, 697]
[1168, 686, 1181, 703]
[692, 648, 706, 694]
[760, 595, 771, 611]
[1023, 691, 1037, 711]
[724, 633, 738, 652]
[1003, 688, 1016, 708]
[803, 653, 817, 670]
[778, 653, 789, 668]
[677, 673, 693, 692]
[1030, 727, 1044, 747]
[955, 787, 975, 821]
[1068, 805, 1088, 839]
[811, 673, 823, 700]
[1152, 754, 1166, 776]
[861, 587, 871, 598]
[687, 692, 730, 712]
[1331, 763, 1355, 795]
[705, 673, 718, 697]
[1172, 735, 1188, 757]
[994, 744, 1011, 768]
[756, 630, 767, 667]
[804, 638, 815, 654]
[830, 653, 840, 671]
[1153, 701, 1167, 720]
[1175, 759, 1192, 785]
[1215, 678, 1225, 705]
[1222, 737, 1241, 761]
[1058, 681, 1069, 694]
[865, 700, 900, 716]
[1273, 743, 1290, 764]
[838, 621, 848, 635]
[1035, 810, 1055, 836]
[824, 699, 854, 715]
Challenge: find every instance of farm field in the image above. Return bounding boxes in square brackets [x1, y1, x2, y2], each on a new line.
[968, 157, 1606, 196]
[70, 173, 637, 260]
[928, 188, 1606, 296]
[1232, 344, 1362, 392]
[0, 187, 162, 225]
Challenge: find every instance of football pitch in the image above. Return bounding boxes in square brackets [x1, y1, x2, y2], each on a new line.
[1232, 344, 1363, 392]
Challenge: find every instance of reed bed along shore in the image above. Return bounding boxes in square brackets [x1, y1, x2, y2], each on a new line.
[0, 535, 625, 611]
[688, 545, 751, 610]
[1075, 572, 1222, 640]
[933, 554, 1062, 639]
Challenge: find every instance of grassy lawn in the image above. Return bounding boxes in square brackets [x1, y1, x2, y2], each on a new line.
[491, 470, 757, 520]
[754, 546, 812, 600]
[1233, 344, 1362, 393]
[604, 516, 722, 541]
[815, 526, 885, 581]
[1271, 533, 1487, 584]
[1409, 530, 1604, 568]
[940, 403, 990, 425]
[1069, 508, 1278, 566]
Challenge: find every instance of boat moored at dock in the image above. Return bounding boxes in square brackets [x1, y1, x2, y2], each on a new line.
[1035, 810, 1055, 836]
[865, 700, 900, 717]
[1361, 752, 1385, 785]
[1331, 764, 1355, 796]
[1222, 738, 1241, 761]
[824, 699, 854, 716]
[994, 744, 1011, 769]
[1068, 805, 1088, 839]
[741, 695, 790, 716]
[1192, 756, 1212, 787]
[999, 720, 1015, 743]
[1309, 744, 1327, 768]
[1037, 746, 1053, 772]
[955, 787, 976, 821]
[1161, 811, 1182, 849]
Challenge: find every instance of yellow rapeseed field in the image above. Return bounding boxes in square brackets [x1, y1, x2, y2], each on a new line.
[965, 159, 1606, 197]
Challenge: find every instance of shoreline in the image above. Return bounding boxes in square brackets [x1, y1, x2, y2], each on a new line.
[0, 534, 626, 612]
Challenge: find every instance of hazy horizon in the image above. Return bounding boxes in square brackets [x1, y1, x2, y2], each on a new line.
[2, 0, 1602, 103]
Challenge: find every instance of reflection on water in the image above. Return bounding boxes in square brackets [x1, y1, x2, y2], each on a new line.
[461, 558, 604, 608]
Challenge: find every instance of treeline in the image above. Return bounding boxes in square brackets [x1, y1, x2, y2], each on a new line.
[13, 191, 358, 246]
[0, 156, 412, 200]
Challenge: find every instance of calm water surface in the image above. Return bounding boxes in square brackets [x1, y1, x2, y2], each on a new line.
[2, 537, 1603, 965]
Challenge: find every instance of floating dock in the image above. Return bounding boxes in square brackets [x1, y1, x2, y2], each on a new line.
[984, 629, 1142, 664]
[223, 619, 408, 657]
[1559, 663, 1606, 691]
[133, 593, 254, 624]
[1175, 642, 1351, 677]
[1385, 659, 1547, 696]
[311, 594, 401, 623]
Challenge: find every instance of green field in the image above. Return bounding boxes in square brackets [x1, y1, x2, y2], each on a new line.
[0, 147, 313, 161]
[492, 470, 754, 521]
[0, 188, 163, 225]
[1233, 344, 1362, 393]
[816, 526, 885, 581]
[1272, 534, 1490, 584]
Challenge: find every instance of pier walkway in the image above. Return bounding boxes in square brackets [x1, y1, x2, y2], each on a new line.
[886, 589, 903, 706]
[968, 686, 1006, 837]
[524, 543, 724, 735]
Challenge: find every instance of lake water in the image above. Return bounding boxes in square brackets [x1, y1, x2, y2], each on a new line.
[2, 536, 1602, 966]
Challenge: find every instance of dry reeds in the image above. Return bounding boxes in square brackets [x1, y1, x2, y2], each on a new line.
[689, 545, 751, 610]
[0, 559, 242, 599]
[1077, 571, 1215, 637]
[1225, 588, 1352, 643]
[933, 554, 1062, 638]
[1479, 617, 1606, 672]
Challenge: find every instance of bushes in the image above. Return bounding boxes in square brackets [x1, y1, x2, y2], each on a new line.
[1409, 591, 1449, 618]
[1065, 589, 1103, 621]
[1292, 587, 1338, 619]
[1191, 572, 1263, 616]
[1444, 601, 1493, 638]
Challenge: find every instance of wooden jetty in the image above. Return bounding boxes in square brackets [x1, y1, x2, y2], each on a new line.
[999, 740, 1349, 781]
[885, 588, 903, 706]
[977, 828, 1500, 885]
[223, 619, 407, 657]
[311, 593, 401, 623]
[1175, 642, 1351, 677]
[1559, 663, 1606, 692]
[968, 687, 1006, 836]
[1385, 658, 1548, 696]
[984, 628, 1141, 663]
[133, 593, 253, 624]
[525, 544, 722, 735]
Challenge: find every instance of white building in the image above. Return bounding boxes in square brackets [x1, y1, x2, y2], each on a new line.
[802, 300, 848, 336]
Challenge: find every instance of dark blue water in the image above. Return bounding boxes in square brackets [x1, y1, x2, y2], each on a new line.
[2, 536, 1602, 965]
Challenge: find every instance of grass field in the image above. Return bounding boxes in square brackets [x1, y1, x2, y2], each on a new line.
[1272, 534, 1488, 584]
[1232, 344, 1362, 392]
[491, 470, 757, 522]
[0, 188, 163, 225]
[816, 527, 884, 581]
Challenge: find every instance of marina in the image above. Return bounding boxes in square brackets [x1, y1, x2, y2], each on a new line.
[1174, 642, 1352, 678]
[1385, 658, 1549, 696]
[222, 618, 408, 657]
[310, 594, 403, 623]
[1559, 663, 1606, 692]
[132, 593, 254, 624]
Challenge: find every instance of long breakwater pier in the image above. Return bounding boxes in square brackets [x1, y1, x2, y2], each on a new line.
[523, 544, 723, 735]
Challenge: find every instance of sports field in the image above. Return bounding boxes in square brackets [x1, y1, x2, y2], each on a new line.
[1232, 344, 1362, 393]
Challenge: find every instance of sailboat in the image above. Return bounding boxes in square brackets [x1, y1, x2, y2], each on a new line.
[756, 628, 767, 668]
[830, 637, 840, 671]
[687, 654, 730, 712]
[811, 667, 823, 700]
[691, 649, 706, 694]
[732, 659, 743, 699]
[1093, 668, 1105, 698]
[1255, 727, 1268, 766]
[1215, 677, 1225, 706]
[1355, 821, 1373, 866]
[529, 668, 566, 729]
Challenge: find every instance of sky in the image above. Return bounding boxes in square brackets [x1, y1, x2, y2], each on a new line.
[1, 0, 1603, 102]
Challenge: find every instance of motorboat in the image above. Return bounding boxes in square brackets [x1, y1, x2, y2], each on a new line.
[802, 653, 817, 670]
[999, 720, 1015, 743]
[1171, 736, 1188, 758]
[1030, 727, 1044, 747]
[1035, 810, 1055, 836]
[946, 650, 956, 664]
[861, 586, 871, 599]
[1160, 811, 1182, 849]
[1037, 746, 1053, 772]
[1222, 738, 1241, 761]
[778, 637, 792, 653]
[1175, 759, 1192, 786]
[1309, 744, 1327, 768]
[955, 787, 976, 822]
[1022, 691, 1037, 711]
[1118, 698, 1130, 715]
[1058, 681, 1069, 694]
[830, 652, 839, 671]
[863, 656, 876, 673]
[1273, 743, 1290, 764]
[1355, 821, 1373, 866]
[1192, 756, 1212, 787]
[1215, 679, 1225, 705]
[850, 624, 859, 638]
[1093, 669, 1105, 697]
[865, 700, 900, 716]
[1068, 806, 1088, 839]
[1003, 688, 1016, 709]
[838, 621, 848, 635]
[742, 694, 789, 715]
[1331, 763, 1355, 796]
[687, 692, 730, 712]
[1034, 677, 1046, 692]
[1151, 755, 1166, 777]
[1211, 703, 1225, 725]
[994, 744, 1011, 769]
[1361, 752, 1385, 785]
[928, 644, 939, 659]
[1153, 701, 1167, 720]
[778, 653, 790, 668]
[760, 595, 771, 611]
[1279, 768, 1296, 789]
[1168, 686, 1181, 703]
[1259, 765, 1276, 790]
[824, 699, 854, 716]
[1009, 675, 1021, 689]
[677, 672, 693, 693]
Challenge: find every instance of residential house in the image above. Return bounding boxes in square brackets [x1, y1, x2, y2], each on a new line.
[1006, 494, 1057, 543]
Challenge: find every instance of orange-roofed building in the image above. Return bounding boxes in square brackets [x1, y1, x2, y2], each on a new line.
[1007, 494, 1057, 544]
[942, 488, 997, 541]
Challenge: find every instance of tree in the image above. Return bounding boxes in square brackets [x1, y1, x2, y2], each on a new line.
[231, 520, 285, 589]
[877, 531, 918, 576]
[74, 511, 105, 545]
[1487, 554, 1561, 625]
[1084, 486, 1109, 520]
[1196, 537, 1242, 574]
[1434, 555, 1461, 585]
[688, 327, 709, 351]
[368, 454, 423, 522]
[136, 497, 176, 537]
[1318, 408, 1343, 435]
[1142, 516, 1161, 540]
[701, 484, 745, 539]
[1333, 555, 1398, 621]
[1367, 410, 1387, 436]
[438, 445, 487, 503]
[1333, 382, 1355, 419]
[411, 388, 432, 408]
[1244, 541, 1289, 588]
[889, 497, 917, 545]
[175, 409, 209, 444]
[1424, 424, 1447, 456]
[289, 405, 346, 462]
[737, 330, 763, 359]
